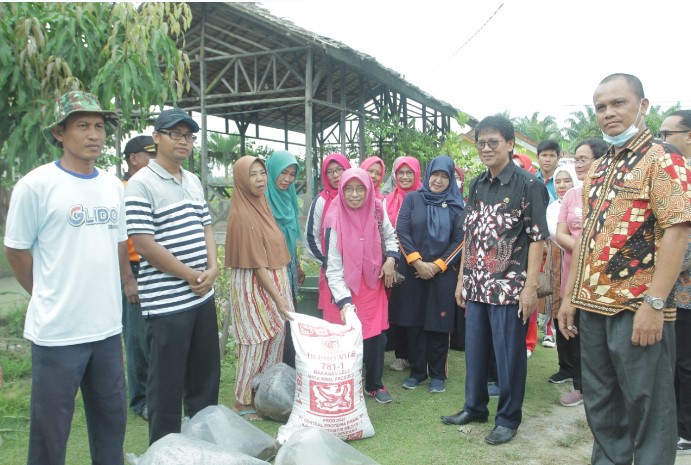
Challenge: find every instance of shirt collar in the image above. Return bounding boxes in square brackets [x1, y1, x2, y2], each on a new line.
[478, 159, 517, 185]
[607, 128, 653, 158]
[147, 159, 182, 182]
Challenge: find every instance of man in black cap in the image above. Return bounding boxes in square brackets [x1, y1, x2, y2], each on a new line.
[124, 109, 220, 444]
[121, 135, 156, 421]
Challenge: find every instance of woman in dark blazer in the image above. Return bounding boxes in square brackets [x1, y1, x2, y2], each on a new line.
[390, 155, 465, 394]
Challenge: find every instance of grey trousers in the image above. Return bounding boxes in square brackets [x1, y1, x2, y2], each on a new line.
[580, 310, 676, 465]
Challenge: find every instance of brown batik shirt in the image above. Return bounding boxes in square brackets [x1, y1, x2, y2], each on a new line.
[571, 129, 691, 321]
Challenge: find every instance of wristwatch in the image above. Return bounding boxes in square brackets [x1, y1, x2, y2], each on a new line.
[643, 294, 665, 311]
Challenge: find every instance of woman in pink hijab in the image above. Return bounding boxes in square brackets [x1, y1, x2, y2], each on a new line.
[360, 156, 386, 200]
[382, 156, 421, 371]
[323, 168, 399, 404]
[303, 153, 352, 320]
[383, 156, 422, 228]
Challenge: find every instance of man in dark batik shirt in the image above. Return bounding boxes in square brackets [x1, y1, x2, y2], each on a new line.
[441, 115, 549, 446]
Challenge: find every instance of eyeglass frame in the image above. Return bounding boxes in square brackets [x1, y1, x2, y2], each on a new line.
[343, 185, 366, 195]
[656, 130, 689, 141]
[157, 129, 197, 143]
[475, 139, 502, 150]
[325, 166, 345, 177]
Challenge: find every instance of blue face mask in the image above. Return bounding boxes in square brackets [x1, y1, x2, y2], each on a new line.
[602, 101, 644, 147]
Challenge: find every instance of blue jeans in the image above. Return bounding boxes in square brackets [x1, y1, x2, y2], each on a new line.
[29, 335, 126, 465]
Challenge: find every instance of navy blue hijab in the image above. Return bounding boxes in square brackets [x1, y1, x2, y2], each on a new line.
[419, 155, 464, 256]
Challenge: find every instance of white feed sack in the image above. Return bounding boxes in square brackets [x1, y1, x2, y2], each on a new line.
[278, 309, 375, 442]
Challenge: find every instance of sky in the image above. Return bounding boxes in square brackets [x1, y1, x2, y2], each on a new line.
[257, 0, 691, 128]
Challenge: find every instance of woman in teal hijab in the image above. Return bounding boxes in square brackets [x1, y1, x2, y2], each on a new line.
[266, 150, 305, 298]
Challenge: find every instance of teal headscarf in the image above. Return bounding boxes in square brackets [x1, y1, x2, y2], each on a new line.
[266, 150, 301, 257]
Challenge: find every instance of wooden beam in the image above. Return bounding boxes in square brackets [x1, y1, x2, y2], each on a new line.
[304, 46, 314, 199]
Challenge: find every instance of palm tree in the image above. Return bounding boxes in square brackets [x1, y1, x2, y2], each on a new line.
[513, 112, 562, 146]
[645, 103, 681, 136]
[564, 107, 601, 152]
[208, 132, 242, 182]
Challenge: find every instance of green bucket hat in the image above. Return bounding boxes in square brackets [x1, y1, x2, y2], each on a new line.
[42, 91, 119, 147]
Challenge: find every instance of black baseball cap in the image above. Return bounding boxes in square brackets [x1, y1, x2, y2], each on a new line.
[154, 108, 200, 133]
[124, 135, 156, 157]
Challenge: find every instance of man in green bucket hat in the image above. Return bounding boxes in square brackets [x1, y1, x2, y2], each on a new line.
[5, 90, 132, 465]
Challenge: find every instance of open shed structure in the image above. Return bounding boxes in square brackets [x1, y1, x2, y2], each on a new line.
[174, 2, 473, 197]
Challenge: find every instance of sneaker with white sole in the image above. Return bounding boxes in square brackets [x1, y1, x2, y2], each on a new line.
[548, 371, 573, 384]
[429, 379, 446, 393]
[366, 387, 393, 404]
[678, 438, 691, 455]
[401, 377, 423, 390]
[559, 390, 584, 407]
[542, 335, 555, 348]
[389, 358, 409, 371]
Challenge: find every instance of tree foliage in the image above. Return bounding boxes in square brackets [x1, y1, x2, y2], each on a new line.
[513, 112, 563, 147]
[208, 132, 241, 182]
[0, 2, 192, 182]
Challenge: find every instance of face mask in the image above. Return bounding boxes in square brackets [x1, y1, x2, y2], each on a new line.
[456, 180, 463, 189]
[602, 100, 644, 147]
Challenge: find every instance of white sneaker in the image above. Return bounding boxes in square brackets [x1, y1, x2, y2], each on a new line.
[526, 350, 533, 359]
[542, 335, 555, 348]
[390, 358, 409, 371]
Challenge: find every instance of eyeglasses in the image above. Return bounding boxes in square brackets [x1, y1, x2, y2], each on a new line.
[657, 130, 688, 141]
[344, 185, 366, 195]
[475, 139, 501, 150]
[325, 166, 345, 177]
[574, 158, 593, 166]
[158, 129, 197, 143]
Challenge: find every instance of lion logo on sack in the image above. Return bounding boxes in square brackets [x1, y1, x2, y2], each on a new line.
[309, 379, 354, 415]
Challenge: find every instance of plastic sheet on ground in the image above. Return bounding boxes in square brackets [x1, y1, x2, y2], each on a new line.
[126, 433, 269, 465]
[254, 362, 296, 422]
[181, 404, 280, 461]
[275, 427, 381, 465]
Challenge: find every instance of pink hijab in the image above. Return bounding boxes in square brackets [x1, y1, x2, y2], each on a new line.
[319, 152, 352, 215]
[323, 168, 383, 295]
[385, 156, 422, 227]
[512, 153, 536, 174]
[360, 156, 386, 200]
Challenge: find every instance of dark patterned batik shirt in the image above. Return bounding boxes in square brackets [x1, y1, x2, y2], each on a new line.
[463, 161, 550, 305]
[571, 130, 691, 321]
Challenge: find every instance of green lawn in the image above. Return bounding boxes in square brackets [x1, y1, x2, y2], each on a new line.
[0, 317, 587, 465]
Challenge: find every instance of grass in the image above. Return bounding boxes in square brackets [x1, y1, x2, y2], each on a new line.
[0, 303, 586, 465]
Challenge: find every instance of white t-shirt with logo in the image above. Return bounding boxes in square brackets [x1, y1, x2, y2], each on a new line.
[4, 161, 127, 346]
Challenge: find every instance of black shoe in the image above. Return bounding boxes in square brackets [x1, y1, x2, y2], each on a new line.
[548, 371, 573, 384]
[441, 411, 488, 426]
[138, 406, 149, 421]
[485, 426, 517, 445]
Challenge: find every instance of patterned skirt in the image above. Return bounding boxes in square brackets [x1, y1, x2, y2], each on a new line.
[229, 266, 293, 345]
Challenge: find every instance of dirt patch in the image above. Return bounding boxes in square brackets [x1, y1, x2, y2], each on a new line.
[454, 400, 592, 465]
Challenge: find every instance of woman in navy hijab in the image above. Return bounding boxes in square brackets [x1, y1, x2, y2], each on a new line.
[390, 155, 465, 394]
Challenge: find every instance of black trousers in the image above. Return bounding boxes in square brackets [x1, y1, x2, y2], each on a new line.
[677, 309, 691, 440]
[363, 332, 387, 392]
[29, 335, 126, 465]
[555, 313, 582, 390]
[145, 299, 220, 444]
[405, 326, 449, 382]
